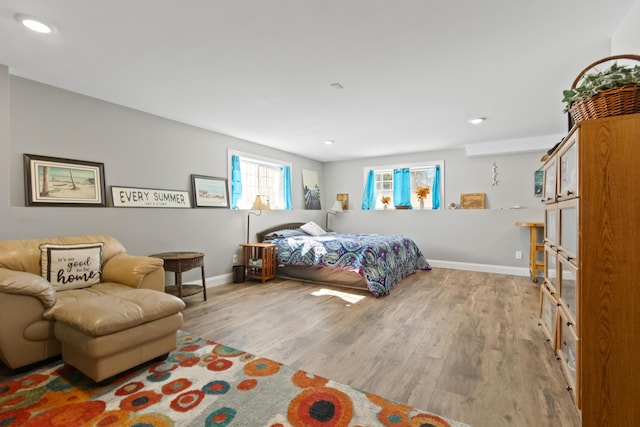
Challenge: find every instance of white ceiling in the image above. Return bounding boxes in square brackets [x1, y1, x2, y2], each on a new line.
[0, 1, 634, 162]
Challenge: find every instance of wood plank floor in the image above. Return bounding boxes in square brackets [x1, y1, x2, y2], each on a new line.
[181, 268, 581, 427]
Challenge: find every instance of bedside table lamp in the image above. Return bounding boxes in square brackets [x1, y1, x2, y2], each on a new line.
[247, 195, 270, 243]
[325, 200, 344, 230]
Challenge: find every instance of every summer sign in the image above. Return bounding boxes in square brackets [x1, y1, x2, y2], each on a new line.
[110, 186, 191, 208]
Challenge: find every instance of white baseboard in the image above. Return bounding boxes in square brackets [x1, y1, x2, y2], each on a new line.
[428, 259, 532, 277]
[186, 262, 533, 289]
[185, 274, 233, 288]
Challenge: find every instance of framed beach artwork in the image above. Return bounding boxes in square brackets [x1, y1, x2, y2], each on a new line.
[23, 154, 107, 207]
[191, 175, 230, 208]
[302, 169, 321, 210]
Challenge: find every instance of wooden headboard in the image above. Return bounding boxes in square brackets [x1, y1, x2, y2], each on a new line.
[256, 222, 306, 242]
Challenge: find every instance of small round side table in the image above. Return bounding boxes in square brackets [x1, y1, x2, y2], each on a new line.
[150, 251, 207, 300]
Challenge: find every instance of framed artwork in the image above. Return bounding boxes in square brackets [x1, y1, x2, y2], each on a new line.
[460, 193, 486, 209]
[191, 175, 230, 208]
[337, 193, 349, 210]
[302, 169, 321, 210]
[24, 154, 107, 207]
[111, 186, 191, 208]
[534, 170, 544, 197]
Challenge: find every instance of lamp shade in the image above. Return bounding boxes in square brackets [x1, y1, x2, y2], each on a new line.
[251, 195, 270, 210]
[329, 200, 343, 213]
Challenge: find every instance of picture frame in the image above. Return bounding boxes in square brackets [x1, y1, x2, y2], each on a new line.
[191, 174, 230, 208]
[111, 185, 191, 208]
[337, 193, 349, 210]
[460, 193, 486, 209]
[302, 169, 321, 210]
[24, 154, 107, 207]
[534, 170, 544, 197]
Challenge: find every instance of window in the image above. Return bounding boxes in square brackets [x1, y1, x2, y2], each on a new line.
[366, 161, 444, 209]
[228, 151, 292, 210]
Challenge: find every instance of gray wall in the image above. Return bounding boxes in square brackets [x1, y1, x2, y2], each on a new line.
[2, 73, 325, 284]
[2, 67, 549, 283]
[323, 149, 546, 271]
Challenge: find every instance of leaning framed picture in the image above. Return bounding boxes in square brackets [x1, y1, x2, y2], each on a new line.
[23, 154, 107, 207]
[191, 174, 230, 208]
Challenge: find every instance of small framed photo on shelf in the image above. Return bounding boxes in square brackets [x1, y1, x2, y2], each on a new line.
[23, 154, 107, 207]
[191, 175, 230, 208]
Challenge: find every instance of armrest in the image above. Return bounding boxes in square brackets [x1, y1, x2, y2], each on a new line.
[0, 267, 56, 309]
[102, 254, 164, 288]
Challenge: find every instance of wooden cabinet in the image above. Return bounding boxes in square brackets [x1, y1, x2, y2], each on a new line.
[240, 243, 277, 283]
[538, 113, 640, 425]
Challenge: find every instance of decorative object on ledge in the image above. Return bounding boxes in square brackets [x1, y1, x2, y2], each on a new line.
[491, 163, 499, 187]
[111, 186, 191, 208]
[381, 195, 391, 209]
[563, 54, 640, 126]
[460, 193, 486, 209]
[416, 185, 431, 209]
[23, 154, 106, 207]
[191, 174, 229, 208]
[325, 200, 344, 229]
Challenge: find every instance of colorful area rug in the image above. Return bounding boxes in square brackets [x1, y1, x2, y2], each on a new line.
[0, 331, 469, 427]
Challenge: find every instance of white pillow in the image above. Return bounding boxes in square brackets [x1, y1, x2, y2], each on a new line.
[40, 243, 103, 290]
[300, 221, 327, 237]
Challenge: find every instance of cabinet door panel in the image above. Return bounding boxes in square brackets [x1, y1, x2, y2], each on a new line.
[558, 307, 580, 408]
[558, 254, 579, 332]
[544, 205, 558, 247]
[539, 285, 558, 349]
[558, 200, 578, 263]
[558, 133, 578, 200]
[544, 245, 558, 295]
[542, 159, 557, 204]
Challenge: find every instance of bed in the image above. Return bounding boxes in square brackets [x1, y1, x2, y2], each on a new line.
[256, 222, 431, 297]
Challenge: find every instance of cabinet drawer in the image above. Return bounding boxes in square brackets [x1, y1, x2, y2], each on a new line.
[539, 285, 558, 349]
[557, 306, 580, 408]
[558, 199, 578, 264]
[544, 204, 558, 247]
[558, 254, 579, 331]
[557, 131, 578, 201]
[543, 244, 557, 295]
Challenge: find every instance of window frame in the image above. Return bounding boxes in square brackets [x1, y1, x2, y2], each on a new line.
[364, 160, 444, 210]
[228, 149, 292, 210]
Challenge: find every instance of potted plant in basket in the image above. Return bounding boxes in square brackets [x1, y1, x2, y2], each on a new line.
[562, 55, 640, 124]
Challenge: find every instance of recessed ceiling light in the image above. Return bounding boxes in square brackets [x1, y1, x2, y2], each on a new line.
[15, 14, 56, 34]
[324, 140, 335, 145]
[468, 117, 487, 125]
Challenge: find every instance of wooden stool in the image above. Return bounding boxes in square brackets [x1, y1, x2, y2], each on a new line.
[150, 252, 207, 300]
[515, 222, 544, 282]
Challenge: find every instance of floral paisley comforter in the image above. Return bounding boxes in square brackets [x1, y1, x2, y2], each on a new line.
[271, 233, 431, 296]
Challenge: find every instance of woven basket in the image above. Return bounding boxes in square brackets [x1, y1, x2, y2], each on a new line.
[568, 54, 640, 124]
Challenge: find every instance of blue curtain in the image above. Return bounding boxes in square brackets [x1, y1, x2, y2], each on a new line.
[361, 170, 376, 210]
[393, 168, 412, 208]
[231, 155, 242, 209]
[432, 165, 441, 209]
[281, 165, 292, 210]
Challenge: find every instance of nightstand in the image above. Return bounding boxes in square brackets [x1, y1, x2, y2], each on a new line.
[239, 243, 277, 282]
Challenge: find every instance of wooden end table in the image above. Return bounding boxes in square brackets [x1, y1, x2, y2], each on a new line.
[239, 243, 277, 282]
[150, 251, 207, 300]
[515, 222, 544, 282]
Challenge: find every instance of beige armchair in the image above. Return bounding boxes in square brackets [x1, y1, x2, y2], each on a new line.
[0, 235, 172, 372]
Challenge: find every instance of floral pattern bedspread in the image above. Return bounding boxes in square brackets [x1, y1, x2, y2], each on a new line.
[272, 233, 431, 297]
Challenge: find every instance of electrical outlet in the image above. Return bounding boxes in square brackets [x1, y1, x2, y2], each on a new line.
[233, 254, 238, 264]
[515, 251, 523, 260]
